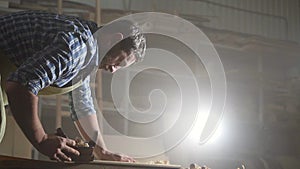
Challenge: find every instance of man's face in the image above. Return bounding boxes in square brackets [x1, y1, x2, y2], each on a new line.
[99, 50, 136, 73]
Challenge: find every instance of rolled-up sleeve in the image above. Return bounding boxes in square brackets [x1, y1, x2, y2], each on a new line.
[68, 75, 97, 121]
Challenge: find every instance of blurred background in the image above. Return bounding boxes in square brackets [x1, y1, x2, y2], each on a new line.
[0, 0, 300, 169]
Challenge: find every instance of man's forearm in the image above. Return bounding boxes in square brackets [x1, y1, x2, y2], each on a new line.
[74, 114, 107, 150]
[5, 81, 46, 148]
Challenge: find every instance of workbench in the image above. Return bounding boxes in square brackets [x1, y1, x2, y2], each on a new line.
[0, 155, 181, 169]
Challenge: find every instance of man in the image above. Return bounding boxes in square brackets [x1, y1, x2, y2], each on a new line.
[0, 10, 146, 162]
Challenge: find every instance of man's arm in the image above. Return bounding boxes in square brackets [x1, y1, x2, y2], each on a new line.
[74, 114, 134, 162]
[69, 76, 134, 162]
[5, 81, 79, 161]
[74, 114, 108, 158]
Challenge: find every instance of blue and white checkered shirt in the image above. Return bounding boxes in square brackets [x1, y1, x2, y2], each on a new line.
[0, 11, 99, 120]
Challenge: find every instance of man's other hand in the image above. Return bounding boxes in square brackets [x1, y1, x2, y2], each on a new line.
[94, 146, 135, 162]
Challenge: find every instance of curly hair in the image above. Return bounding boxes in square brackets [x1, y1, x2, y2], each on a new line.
[97, 20, 146, 63]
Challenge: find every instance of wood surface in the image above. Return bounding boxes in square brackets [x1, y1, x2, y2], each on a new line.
[0, 155, 181, 169]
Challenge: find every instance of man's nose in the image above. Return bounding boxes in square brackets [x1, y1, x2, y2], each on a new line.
[110, 66, 117, 73]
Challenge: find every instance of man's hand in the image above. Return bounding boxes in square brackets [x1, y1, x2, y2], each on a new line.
[37, 134, 80, 162]
[74, 114, 135, 162]
[103, 151, 136, 162]
[94, 146, 135, 162]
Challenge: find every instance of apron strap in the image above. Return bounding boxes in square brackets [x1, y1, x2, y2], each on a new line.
[38, 80, 83, 95]
[0, 75, 6, 143]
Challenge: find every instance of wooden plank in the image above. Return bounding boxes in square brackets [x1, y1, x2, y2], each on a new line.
[95, 0, 101, 25]
[57, 0, 63, 14]
[0, 1, 9, 8]
[0, 155, 181, 169]
[8, 2, 49, 11]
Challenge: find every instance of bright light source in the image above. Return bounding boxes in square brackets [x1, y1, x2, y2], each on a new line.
[206, 122, 224, 144]
[187, 108, 210, 144]
[187, 118, 225, 145]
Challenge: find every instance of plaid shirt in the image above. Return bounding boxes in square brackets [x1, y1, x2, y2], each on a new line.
[0, 11, 99, 120]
